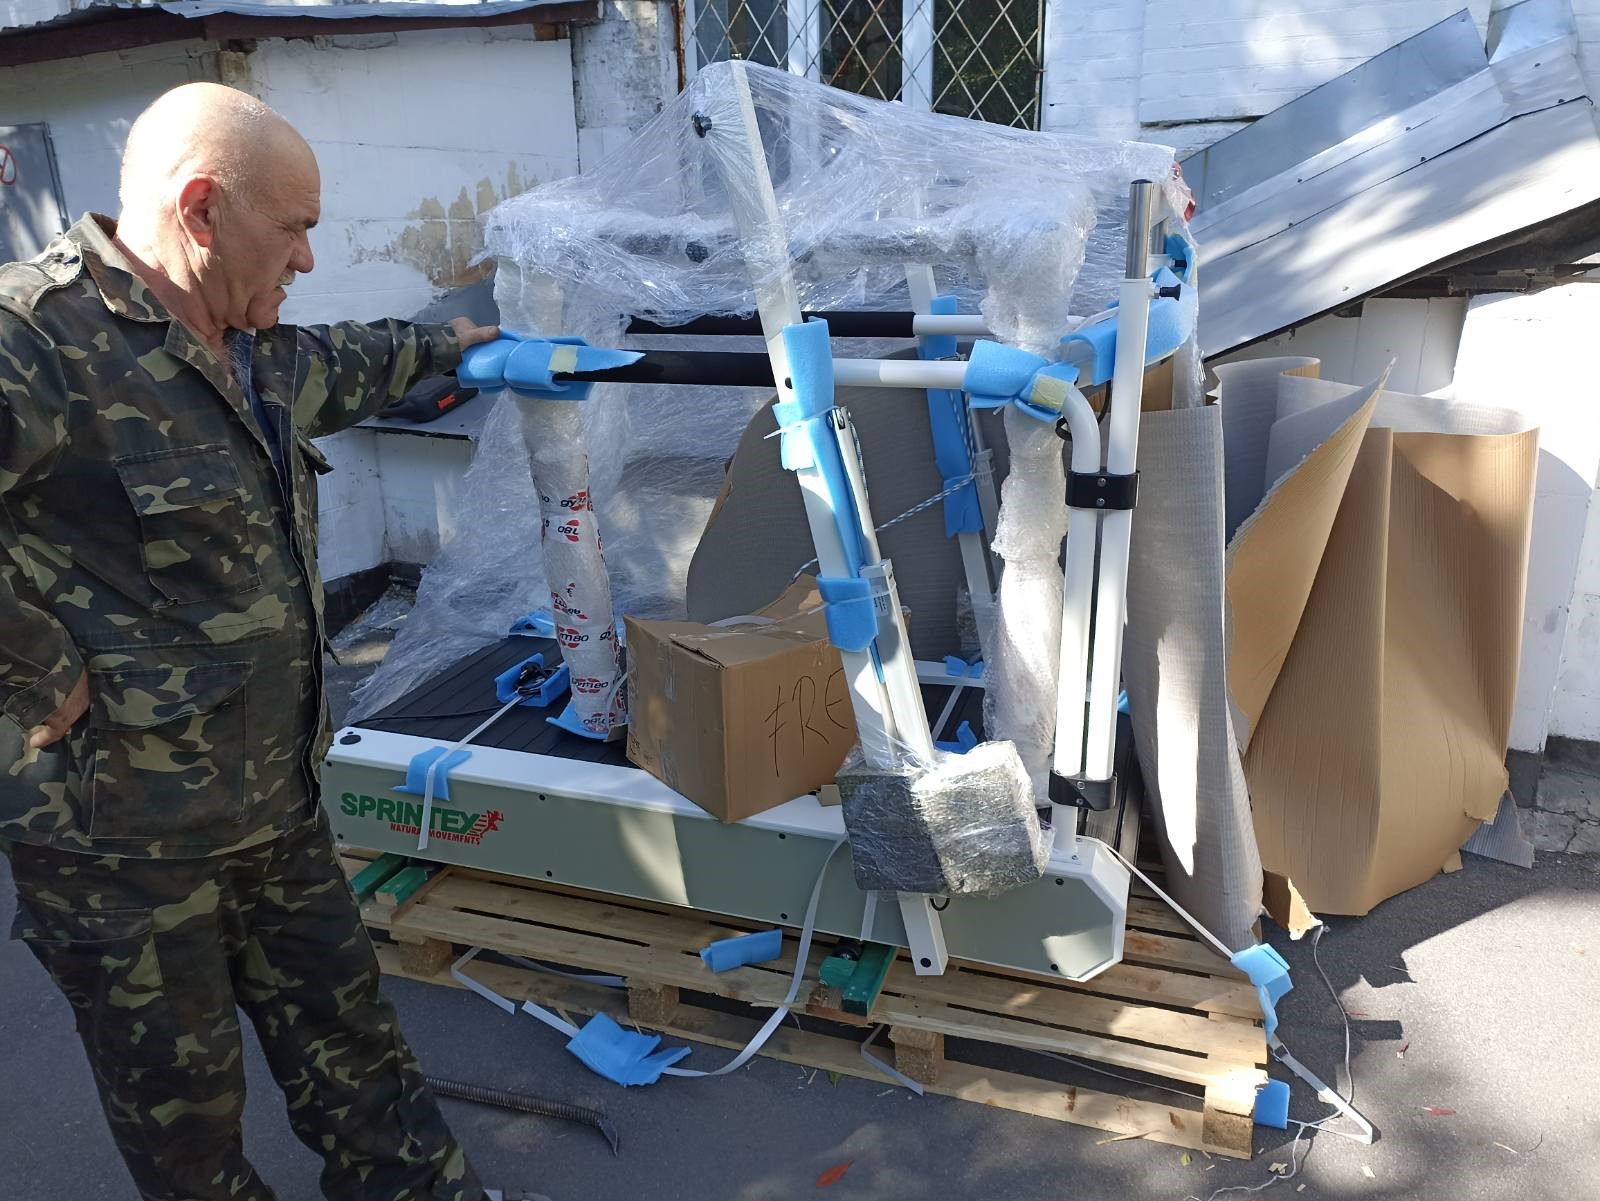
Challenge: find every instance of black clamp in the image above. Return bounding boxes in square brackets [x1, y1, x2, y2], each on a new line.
[1049, 772, 1116, 812]
[1066, 469, 1139, 511]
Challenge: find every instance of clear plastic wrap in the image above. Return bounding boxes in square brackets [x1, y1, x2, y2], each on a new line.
[357, 60, 1188, 746]
[837, 740, 1051, 896]
[984, 407, 1069, 798]
[482, 62, 1183, 350]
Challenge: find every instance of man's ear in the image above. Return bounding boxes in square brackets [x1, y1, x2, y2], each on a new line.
[175, 175, 220, 249]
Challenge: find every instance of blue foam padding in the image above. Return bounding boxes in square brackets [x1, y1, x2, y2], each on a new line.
[502, 338, 643, 400]
[395, 746, 473, 802]
[1011, 362, 1081, 424]
[547, 698, 610, 741]
[936, 720, 979, 754]
[1254, 1079, 1292, 1130]
[494, 654, 571, 708]
[943, 655, 983, 680]
[1062, 317, 1118, 388]
[700, 928, 784, 973]
[964, 339, 1050, 405]
[510, 610, 557, 638]
[816, 575, 877, 652]
[1231, 943, 1294, 1038]
[781, 319, 837, 421]
[566, 1012, 693, 1086]
[1143, 267, 1195, 367]
[1117, 689, 1130, 714]
[1165, 232, 1196, 284]
[457, 332, 525, 390]
[918, 306, 982, 532]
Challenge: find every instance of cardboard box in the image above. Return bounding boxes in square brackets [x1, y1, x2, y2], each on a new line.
[625, 578, 858, 822]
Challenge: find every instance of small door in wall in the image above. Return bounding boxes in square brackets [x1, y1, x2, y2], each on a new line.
[0, 122, 71, 263]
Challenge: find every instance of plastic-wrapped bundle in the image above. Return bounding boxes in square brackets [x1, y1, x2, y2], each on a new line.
[984, 408, 1068, 799]
[357, 60, 1189, 738]
[837, 740, 1051, 896]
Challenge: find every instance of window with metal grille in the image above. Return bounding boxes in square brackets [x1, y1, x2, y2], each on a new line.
[681, 0, 1044, 129]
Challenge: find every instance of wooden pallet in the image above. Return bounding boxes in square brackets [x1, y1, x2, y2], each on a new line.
[347, 855, 1268, 1158]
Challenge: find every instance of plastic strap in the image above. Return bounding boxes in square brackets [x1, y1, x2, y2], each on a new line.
[411, 697, 521, 850]
[858, 889, 879, 942]
[1103, 844, 1378, 1140]
[860, 1024, 925, 1095]
[449, 841, 848, 1084]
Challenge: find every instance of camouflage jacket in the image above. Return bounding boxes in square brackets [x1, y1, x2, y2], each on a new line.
[0, 215, 462, 857]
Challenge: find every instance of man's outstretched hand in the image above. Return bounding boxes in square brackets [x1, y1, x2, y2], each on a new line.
[29, 673, 88, 750]
[450, 317, 500, 350]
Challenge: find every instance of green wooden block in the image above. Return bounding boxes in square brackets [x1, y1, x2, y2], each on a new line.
[376, 864, 434, 906]
[350, 853, 409, 902]
[843, 943, 896, 1017]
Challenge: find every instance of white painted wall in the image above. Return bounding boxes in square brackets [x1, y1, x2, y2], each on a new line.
[0, 41, 220, 220]
[237, 25, 581, 578]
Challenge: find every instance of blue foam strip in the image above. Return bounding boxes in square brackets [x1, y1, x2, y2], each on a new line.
[918, 305, 980, 537]
[1062, 318, 1118, 388]
[510, 610, 557, 638]
[1165, 232, 1196, 284]
[816, 575, 877, 652]
[1143, 267, 1195, 367]
[1254, 1079, 1291, 1129]
[494, 655, 571, 708]
[395, 746, 473, 802]
[457, 333, 524, 390]
[935, 720, 979, 754]
[781, 319, 837, 421]
[547, 699, 610, 741]
[700, 928, 784, 973]
[566, 1012, 693, 1086]
[964, 339, 1050, 404]
[1231, 943, 1294, 1037]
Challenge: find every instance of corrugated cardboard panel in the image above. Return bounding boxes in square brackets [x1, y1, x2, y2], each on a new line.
[1235, 364, 1537, 927]
[1223, 369, 1382, 749]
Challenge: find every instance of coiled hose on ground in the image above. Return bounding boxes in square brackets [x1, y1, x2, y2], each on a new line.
[426, 1075, 621, 1155]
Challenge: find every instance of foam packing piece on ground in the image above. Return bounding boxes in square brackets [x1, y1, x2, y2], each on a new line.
[566, 1012, 693, 1086]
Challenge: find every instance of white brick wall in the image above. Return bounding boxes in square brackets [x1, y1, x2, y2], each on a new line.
[0, 41, 219, 220]
[1042, 0, 1495, 140]
[246, 27, 579, 328]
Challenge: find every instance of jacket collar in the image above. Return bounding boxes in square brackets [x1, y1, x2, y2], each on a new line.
[67, 213, 169, 324]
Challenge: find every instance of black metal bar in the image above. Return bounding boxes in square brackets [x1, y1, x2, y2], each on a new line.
[626, 311, 922, 339]
[562, 349, 778, 388]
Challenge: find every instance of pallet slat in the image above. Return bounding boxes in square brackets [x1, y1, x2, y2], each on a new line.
[360, 859, 1268, 1157]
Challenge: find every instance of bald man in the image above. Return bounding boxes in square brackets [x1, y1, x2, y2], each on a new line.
[0, 84, 513, 1201]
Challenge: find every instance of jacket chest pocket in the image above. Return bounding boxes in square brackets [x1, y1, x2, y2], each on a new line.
[115, 445, 261, 605]
[87, 661, 250, 840]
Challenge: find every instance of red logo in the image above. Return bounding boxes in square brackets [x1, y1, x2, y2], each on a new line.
[572, 675, 606, 695]
[557, 520, 581, 542]
[599, 628, 615, 642]
[560, 490, 591, 512]
[552, 593, 589, 620]
[557, 625, 588, 647]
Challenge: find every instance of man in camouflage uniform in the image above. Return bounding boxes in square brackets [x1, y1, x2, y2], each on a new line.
[0, 83, 511, 1200]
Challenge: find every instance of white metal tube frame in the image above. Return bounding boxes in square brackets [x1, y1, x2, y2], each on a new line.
[1049, 180, 1158, 820]
[716, 62, 949, 974]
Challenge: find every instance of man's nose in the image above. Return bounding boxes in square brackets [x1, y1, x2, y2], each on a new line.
[292, 233, 315, 275]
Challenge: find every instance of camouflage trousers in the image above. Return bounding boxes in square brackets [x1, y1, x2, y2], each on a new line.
[5, 813, 484, 1201]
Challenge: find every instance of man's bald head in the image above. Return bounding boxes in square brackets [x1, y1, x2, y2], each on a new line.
[116, 82, 321, 337]
[119, 83, 312, 219]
